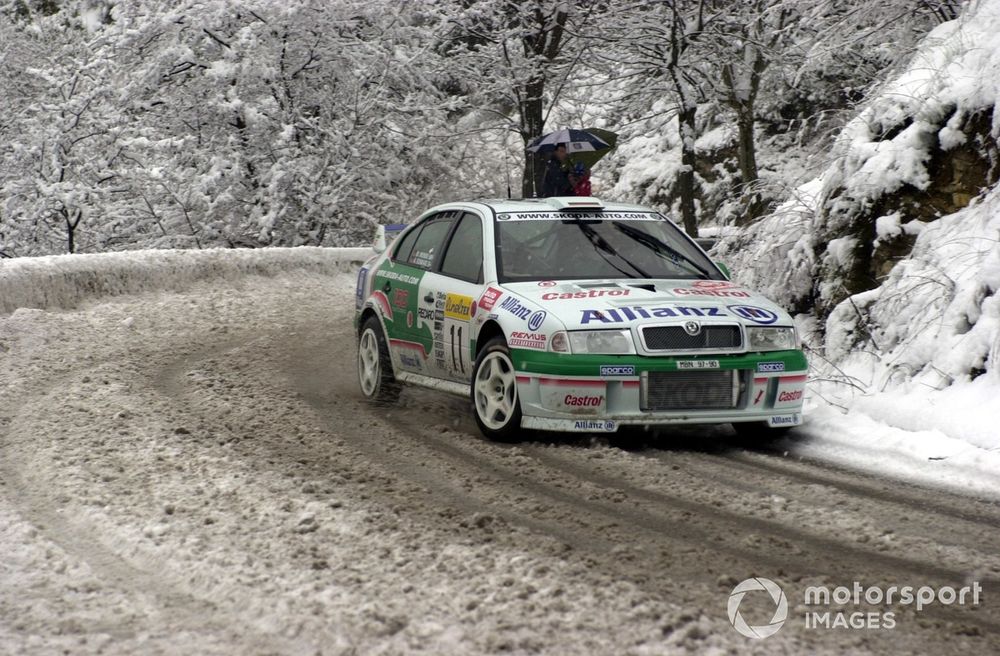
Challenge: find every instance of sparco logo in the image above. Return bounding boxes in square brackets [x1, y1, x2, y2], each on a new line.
[600, 365, 635, 376]
[728, 577, 788, 639]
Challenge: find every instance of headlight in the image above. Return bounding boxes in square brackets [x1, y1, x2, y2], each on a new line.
[746, 326, 797, 351]
[567, 330, 636, 354]
[550, 331, 570, 353]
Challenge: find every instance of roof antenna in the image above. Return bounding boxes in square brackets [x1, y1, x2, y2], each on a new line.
[503, 128, 512, 199]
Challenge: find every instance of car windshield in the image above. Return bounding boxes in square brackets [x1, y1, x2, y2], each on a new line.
[495, 212, 722, 282]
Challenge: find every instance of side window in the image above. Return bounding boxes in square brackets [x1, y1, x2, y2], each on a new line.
[440, 213, 484, 282]
[392, 225, 421, 263]
[407, 217, 454, 269]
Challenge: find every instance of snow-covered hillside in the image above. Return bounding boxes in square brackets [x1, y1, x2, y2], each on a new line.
[712, 0, 1000, 472]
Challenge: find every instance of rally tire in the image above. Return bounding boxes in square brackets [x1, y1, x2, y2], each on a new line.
[357, 317, 400, 405]
[471, 337, 523, 441]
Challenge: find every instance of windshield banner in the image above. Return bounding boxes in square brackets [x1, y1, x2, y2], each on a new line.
[498, 211, 662, 221]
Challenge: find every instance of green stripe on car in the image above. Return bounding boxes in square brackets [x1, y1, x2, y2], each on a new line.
[509, 349, 807, 376]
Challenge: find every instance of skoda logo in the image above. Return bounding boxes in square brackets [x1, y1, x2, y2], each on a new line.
[684, 321, 701, 336]
[727, 577, 788, 639]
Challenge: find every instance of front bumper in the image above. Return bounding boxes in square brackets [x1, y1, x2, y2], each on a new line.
[510, 348, 807, 433]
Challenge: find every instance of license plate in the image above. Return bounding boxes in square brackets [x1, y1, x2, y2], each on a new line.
[677, 360, 720, 370]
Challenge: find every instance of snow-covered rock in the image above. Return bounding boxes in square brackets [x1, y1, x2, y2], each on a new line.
[715, 1, 1000, 467]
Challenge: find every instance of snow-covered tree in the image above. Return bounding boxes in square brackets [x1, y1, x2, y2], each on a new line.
[0, 6, 128, 254]
[443, 0, 600, 197]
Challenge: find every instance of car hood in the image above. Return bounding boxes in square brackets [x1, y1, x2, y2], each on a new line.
[498, 279, 792, 330]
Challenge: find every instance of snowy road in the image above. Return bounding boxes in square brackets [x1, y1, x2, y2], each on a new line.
[2, 269, 999, 655]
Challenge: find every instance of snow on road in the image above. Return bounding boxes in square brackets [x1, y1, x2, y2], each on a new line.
[0, 270, 712, 655]
[1, 254, 999, 654]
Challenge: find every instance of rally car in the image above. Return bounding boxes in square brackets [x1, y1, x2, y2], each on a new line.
[354, 196, 806, 440]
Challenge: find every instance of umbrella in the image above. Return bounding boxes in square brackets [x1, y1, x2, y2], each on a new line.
[525, 127, 617, 170]
[573, 127, 618, 170]
[526, 128, 609, 154]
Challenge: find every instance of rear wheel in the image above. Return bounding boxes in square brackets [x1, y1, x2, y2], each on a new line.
[357, 317, 399, 405]
[471, 338, 523, 441]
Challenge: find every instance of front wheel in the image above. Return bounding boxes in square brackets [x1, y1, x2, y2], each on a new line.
[357, 317, 399, 405]
[471, 338, 523, 441]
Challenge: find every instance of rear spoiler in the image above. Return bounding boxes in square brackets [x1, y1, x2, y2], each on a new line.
[374, 223, 407, 253]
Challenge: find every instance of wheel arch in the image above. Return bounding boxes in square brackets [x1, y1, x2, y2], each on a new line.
[475, 319, 506, 356]
[358, 306, 380, 336]
[357, 304, 399, 379]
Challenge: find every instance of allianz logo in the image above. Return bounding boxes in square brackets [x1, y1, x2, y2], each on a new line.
[582, 306, 725, 324]
[500, 296, 531, 320]
[573, 419, 616, 432]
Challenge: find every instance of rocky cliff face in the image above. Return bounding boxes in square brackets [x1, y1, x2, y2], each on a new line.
[714, 3, 1000, 384]
[813, 109, 999, 318]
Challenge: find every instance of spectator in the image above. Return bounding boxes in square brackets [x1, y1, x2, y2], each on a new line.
[570, 162, 591, 196]
[541, 144, 573, 197]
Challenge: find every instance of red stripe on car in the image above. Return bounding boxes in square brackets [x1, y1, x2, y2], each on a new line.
[388, 339, 426, 356]
[371, 290, 393, 321]
[538, 377, 606, 387]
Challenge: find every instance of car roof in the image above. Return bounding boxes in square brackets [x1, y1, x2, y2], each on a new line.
[474, 197, 653, 215]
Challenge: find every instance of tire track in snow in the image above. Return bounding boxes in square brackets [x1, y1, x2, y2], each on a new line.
[0, 352, 300, 654]
[277, 333, 1000, 642]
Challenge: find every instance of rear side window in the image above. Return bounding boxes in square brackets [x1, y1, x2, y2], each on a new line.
[393, 225, 421, 263]
[407, 217, 454, 269]
[440, 213, 484, 282]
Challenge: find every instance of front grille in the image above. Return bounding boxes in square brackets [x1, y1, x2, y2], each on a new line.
[642, 370, 737, 411]
[642, 324, 742, 351]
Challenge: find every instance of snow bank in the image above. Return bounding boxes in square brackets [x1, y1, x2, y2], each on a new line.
[807, 187, 1000, 477]
[825, 188, 1000, 383]
[0, 247, 372, 315]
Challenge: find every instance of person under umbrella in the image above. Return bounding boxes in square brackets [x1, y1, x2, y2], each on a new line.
[541, 143, 574, 197]
[527, 128, 615, 198]
[569, 161, 591, 196]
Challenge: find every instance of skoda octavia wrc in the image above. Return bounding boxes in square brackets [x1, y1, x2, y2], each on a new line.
[354, 197, 807, 440]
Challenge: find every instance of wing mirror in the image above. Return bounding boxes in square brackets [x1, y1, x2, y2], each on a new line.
[714, 261, 731, 279]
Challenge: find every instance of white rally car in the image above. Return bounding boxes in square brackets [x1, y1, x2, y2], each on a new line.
[355, 197, 806, 440]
